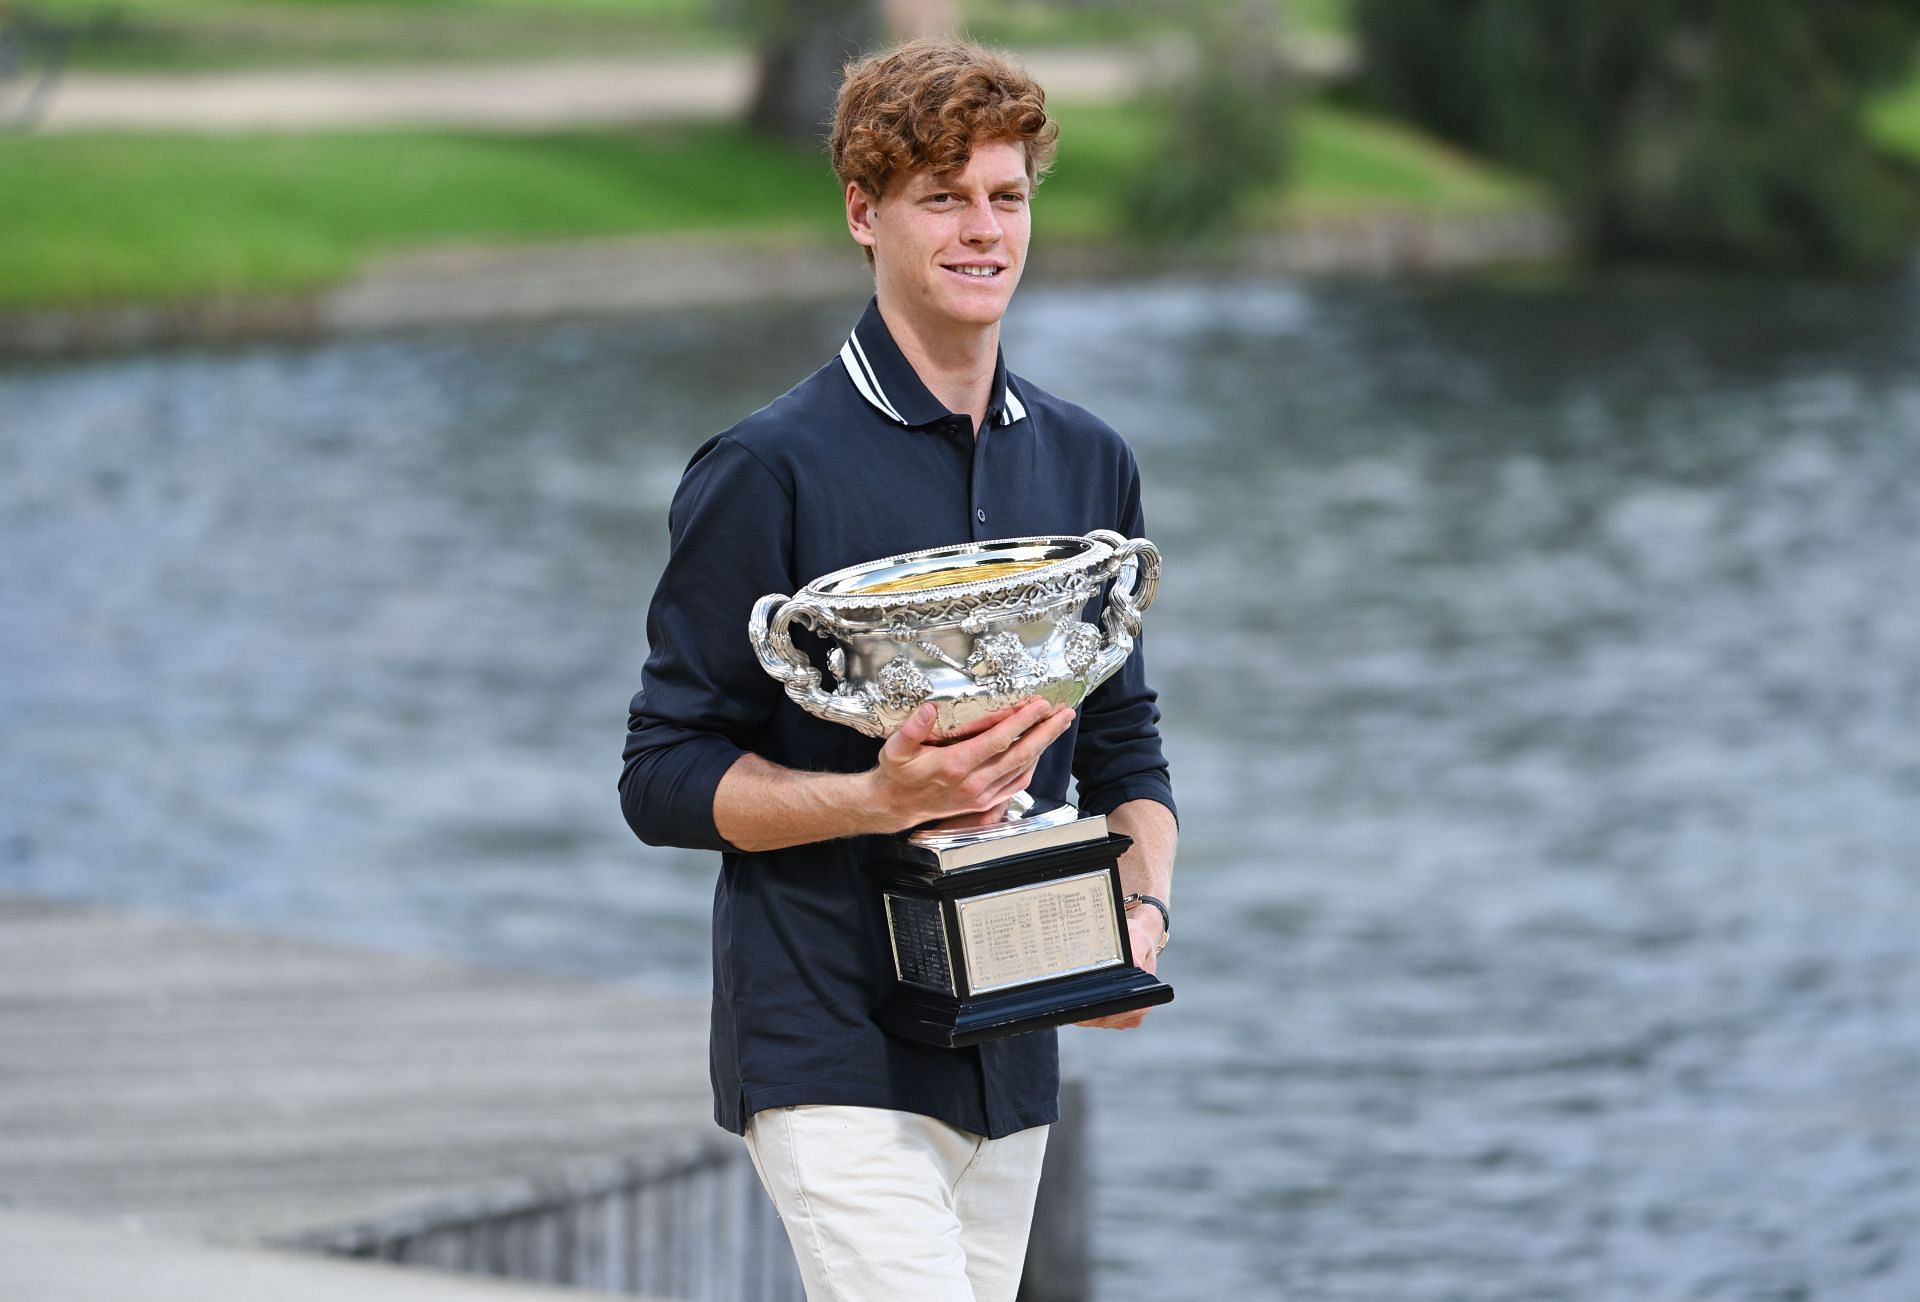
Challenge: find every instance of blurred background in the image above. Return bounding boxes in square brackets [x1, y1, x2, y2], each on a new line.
[5, 2, 1920, 1299]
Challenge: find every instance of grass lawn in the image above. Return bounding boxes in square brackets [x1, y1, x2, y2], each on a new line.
[0, 98, 1544, 311]
[0, 125, 843, 307]
[1867, 71, 1920, 161]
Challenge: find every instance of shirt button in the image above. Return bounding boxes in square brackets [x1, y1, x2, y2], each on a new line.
[975, 508, 987, 524]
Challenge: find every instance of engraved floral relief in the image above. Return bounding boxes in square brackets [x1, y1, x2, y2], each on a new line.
[965, 631, 1045, 694]
[876, 659, 934, 712]
[1062, 621, 1102, 674]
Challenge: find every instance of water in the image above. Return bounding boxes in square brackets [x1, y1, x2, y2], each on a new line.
[5, 275, 1919, 1300]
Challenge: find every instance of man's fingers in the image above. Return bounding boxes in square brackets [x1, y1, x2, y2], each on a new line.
[978, 763, 1038, 810]
[973, 705, 1074, 791]
[884, 702, 938, 756]
[929, 699, 1028, 744]
[950, 697, 1054, 762]
[878, 698, 1074, 822]
[1075, 1008, 1149, 1030]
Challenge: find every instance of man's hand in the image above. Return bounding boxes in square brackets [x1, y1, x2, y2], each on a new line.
[865, 698, 1074, 831]
[711, 696, 1074, 851]
[1075, 906, 1165, 1030]
[1074, 797, 1175, 1031]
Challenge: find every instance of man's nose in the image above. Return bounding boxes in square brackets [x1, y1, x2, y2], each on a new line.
[960, 196, 1002, 243]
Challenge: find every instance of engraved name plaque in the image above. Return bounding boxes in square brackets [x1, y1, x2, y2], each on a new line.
[885, 893, 954, 994]
[956, 871, 1122, 994]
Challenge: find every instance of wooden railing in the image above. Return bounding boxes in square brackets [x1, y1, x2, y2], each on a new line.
[291, 1138, 803, 1301]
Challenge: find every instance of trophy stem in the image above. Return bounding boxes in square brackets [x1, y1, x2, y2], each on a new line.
[906, 796, 1084, 858]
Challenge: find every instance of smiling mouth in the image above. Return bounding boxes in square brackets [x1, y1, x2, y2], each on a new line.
[943, 264, 1005, 279]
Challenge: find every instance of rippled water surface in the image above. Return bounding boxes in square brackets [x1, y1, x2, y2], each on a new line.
[6, 275, 1920, 1300]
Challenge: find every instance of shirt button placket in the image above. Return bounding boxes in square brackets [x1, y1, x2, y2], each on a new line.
[969, 418, 992, 539]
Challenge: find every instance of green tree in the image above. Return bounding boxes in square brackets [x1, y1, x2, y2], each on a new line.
[1353, 0, 1920, 269]
[1127, 0, 1293, 244]
[746, 0, 880, 147]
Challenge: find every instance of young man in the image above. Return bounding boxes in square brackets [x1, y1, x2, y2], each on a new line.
[619, 38, 1176, 1302]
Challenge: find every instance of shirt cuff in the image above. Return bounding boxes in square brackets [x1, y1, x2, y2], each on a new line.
[1078, 771, 1177, 826]
[626, 732, 751, 853]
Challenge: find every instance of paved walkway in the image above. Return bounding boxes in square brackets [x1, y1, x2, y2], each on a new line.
[0, 892, 712, 1245]
[0, 1208, 653, 1302]
[24, 38, 1353, 132]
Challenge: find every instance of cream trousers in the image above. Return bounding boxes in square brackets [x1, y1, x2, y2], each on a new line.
[743, 1105, 1051, 1302]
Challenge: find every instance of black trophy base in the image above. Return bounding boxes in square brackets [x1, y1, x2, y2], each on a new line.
[868, 832, 1174, 1049]
[876, 961, 1173, 1049]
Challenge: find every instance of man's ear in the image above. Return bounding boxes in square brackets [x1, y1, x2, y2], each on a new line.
[846, 183, 879, 251]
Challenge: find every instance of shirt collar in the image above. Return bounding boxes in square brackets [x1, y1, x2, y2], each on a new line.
[838, 297, 1029, 431]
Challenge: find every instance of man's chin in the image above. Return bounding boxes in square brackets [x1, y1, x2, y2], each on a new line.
[937, 284, 1018, 328]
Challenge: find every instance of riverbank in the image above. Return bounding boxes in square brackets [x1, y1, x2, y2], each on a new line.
[0, 207, 1568, 357]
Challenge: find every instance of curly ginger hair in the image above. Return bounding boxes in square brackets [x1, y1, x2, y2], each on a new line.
[829, 39, 1059, 260]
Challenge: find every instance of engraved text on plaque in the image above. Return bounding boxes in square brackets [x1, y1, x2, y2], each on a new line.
[955, 871, 1123, 994]
[886, 894, 954, 994]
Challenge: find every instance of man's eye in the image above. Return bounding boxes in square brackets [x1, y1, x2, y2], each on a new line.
[926, 193, 955, 204]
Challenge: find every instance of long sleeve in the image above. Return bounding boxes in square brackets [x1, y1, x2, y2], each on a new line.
[619, 436, 794, 851]
[1072, 449, 1177, 822]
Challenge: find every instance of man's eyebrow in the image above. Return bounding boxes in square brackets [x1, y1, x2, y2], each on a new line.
[916, 175, 1030, 193]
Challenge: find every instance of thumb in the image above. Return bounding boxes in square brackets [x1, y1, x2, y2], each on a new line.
[885, 702, 937, 755]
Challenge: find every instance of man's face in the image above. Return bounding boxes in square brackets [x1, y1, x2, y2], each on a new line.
[849, 138, 1032, 334]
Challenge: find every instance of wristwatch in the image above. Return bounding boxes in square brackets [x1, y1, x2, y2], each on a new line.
[1123, 893, 1171, 955]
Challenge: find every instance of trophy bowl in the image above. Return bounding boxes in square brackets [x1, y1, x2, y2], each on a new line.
[749, 530, 1160, 741]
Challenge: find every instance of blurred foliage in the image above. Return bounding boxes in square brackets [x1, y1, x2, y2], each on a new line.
[1045, 98, 1538, 237]
[1352, 0, 1920, 270]
[8, 0, 727, 68]
[1121, 0, 1292, 244]
[964, 0, 1346, 47]
[13, 0, 1347, 70]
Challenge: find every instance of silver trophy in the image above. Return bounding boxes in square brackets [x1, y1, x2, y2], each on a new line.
[749, 531, 1173, 1046]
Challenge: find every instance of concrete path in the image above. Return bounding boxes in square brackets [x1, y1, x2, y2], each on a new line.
[0, 892, 711, 1245]
[0, 1208, 653, 1302]
[25, 38, 1354, 132]
[30, 48, 1137, 132]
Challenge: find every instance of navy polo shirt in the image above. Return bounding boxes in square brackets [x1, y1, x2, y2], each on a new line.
[620, 297, 1175, 1139]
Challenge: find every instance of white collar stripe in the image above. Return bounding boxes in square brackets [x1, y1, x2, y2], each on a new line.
[839, 340, 905, 424]
[846, 332, 906, 424]
[841, 327, 1027, 430]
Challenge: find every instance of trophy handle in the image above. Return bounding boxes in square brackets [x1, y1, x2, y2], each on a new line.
[749, 593, 888, 737]
[1084, 531, 1161, 689]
